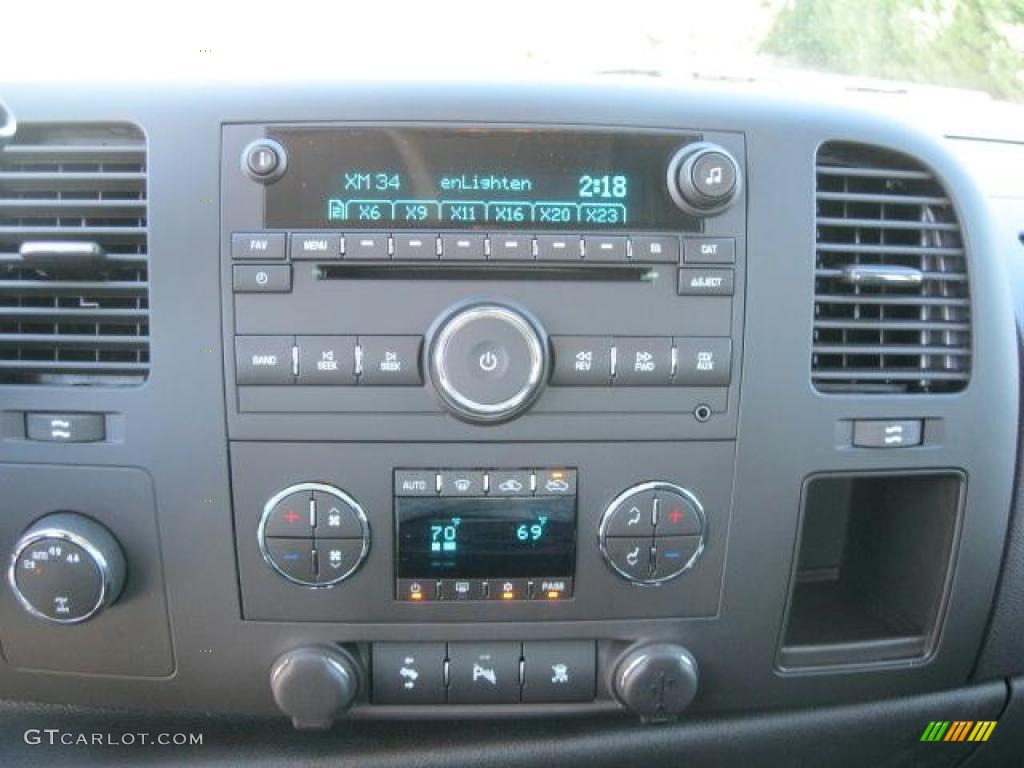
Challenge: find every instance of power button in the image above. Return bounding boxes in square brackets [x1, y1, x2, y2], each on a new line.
[242, 139, 287, 182]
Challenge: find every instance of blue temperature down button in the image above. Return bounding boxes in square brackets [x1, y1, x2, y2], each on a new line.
[264, 538, 315, 583]
[652, 536, 701, 580]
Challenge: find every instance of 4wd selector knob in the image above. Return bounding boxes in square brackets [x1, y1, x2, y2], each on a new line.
[428, 302, 548, 423]
[667, 142, 742, 216]
[9, 512, 126, 624]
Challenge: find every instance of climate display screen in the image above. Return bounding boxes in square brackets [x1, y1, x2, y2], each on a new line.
[264, 127, 700, 231]
[396, 496, 576, 579]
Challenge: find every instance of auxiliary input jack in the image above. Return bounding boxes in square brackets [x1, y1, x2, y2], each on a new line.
[694, 404, 712, 423]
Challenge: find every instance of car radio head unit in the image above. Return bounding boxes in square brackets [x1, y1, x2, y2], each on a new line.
[263, 127, 704, 231]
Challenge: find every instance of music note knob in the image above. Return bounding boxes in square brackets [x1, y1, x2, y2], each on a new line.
[666, 142, 742, 216]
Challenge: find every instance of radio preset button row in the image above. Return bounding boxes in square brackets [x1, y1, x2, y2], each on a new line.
[233, 230, 702, 264]
[395, 468, 577, 498]
[372, 641, 595, 705]
[550, 336, 732, 388]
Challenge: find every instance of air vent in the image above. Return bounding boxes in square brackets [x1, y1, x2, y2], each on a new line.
[813, 142, 970, 393]
[0, 123, 149, 385]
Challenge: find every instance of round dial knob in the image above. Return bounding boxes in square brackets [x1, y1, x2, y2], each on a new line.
[8, 512, 126, 624]
[270, 646, 360, 730]
[666, 142, 742, 216]
[614, 643, 699, 723]
[428, 302, 548, 423]
[599, 481, 707, 584]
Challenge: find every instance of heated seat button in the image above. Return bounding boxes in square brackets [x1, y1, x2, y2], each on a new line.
[522, 641, 596, 703]
[312, 492, 363, 538]
[359, 336, 423, 385]
[372, 643, 447, 704]
[655, 491, 702, 536]
[447, 642, 521, 704]
[604, 537, 653, 581]
[264, 491, 313, 537]
[652, 536, 702, 580]
[551, 336, 613, 386]
[614, 337, 673, 386]
[604, 490, 656, 536]
[263, 538, 315, 584]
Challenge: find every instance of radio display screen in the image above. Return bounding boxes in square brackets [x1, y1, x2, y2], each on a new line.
[264, 127, 700, 231]
[396, 495, 576, 579]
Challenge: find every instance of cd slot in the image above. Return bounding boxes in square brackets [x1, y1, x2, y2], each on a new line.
[316, 264, 655, 282]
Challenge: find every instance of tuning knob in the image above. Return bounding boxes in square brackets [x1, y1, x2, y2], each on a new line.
[8, 512, 126, 624]
[614, 643, 699, 723]
[270, 647, 361, 730]
[428, 301, 549, 424]
[667, 142, 741, 216]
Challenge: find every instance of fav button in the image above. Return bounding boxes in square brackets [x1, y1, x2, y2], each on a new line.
[264, 491, 313, 537]
[522, 641, 596, 703]
[231, 232, 286, 260]
[447, 642, 521, 704]
[372, 643, 447, 704]
[25, 412, 105, 443]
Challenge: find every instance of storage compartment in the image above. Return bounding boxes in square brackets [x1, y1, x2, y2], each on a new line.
[778, 472, 964, 669]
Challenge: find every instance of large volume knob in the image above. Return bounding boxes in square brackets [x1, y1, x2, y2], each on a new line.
[270, 647, 360, 730]
[428, 301, 549, 424]
[8, 512, 126, 624]
[667, 142, 742, 216]
[614, 643, 700, 723]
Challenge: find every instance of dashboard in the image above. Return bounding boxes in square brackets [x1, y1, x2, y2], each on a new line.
[0, 80, 1022, 764]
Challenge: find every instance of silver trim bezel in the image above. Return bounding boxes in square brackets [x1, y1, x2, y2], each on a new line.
[257, 482, 370, 589]
[431, 304, 546, 422]
[598, 481, 707, 585]
[8, 527, 113, 625]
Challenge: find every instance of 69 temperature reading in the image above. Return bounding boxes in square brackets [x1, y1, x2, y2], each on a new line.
[516, 516, 549, 542]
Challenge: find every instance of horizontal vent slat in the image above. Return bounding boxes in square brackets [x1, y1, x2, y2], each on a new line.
[813, 344, 971, 357]
[0, 199, 146, 215]
[0, 334, 150, 348]
[0, 359, 148, 373]
[813, 369, 970, 382]
[0, 252, 148, 265]
[815, 243, 964, 257]
[814, 268, 967, 283]
[1, 144, 144, 163]
[814, 294, 968, 307]
[812, 141, 970, 395]
[816, 191, 951, 206]
[816, 165, 932, 180]
[0, 306, 148, 322]
[814, 319, 970, 332]
[0, 226, 146, 240]
[0, 279, 147, 296]
[816, 216, 959, 232]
